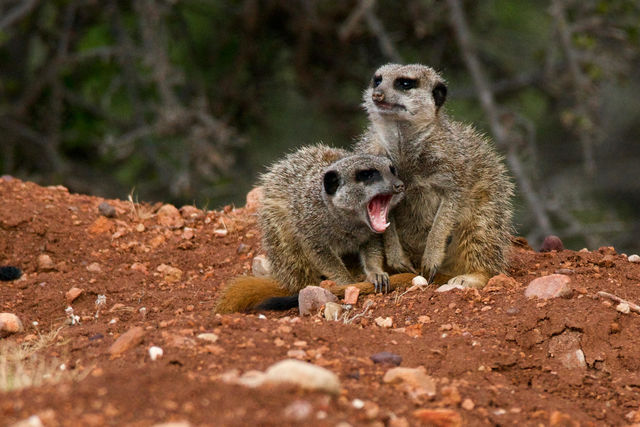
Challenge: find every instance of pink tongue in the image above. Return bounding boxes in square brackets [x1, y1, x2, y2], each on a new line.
[368, 195, 391, 232]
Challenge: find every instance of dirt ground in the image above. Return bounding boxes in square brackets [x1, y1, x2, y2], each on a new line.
[2, 177, 640, 427]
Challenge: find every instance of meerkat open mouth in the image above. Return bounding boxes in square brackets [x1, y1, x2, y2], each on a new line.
[367, 194, 392, 233]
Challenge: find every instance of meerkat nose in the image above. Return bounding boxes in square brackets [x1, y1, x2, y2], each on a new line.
[372, 91, 385, 102]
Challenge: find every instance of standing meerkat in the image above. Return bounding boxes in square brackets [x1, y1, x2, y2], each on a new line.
[354, 63, 514, 289]
[215, 144, 405, 313]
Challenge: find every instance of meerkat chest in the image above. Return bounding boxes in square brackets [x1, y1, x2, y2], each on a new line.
[392, 187, 440, 254]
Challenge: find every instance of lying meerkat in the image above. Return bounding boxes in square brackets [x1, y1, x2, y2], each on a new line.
[215, 144, 405, 313]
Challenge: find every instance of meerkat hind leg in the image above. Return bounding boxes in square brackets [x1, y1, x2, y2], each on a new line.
[447, 272, 489, 289]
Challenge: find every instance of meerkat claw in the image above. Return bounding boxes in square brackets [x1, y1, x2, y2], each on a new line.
[428, 267, 438, 285]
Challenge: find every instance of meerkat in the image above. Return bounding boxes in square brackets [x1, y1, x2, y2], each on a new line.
[354, 63, 514, 289]
[215, 144, 405, 313]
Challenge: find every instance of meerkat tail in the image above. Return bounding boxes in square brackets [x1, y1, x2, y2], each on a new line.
[214, 276, 292, 314]
[0, 266, 22, 281]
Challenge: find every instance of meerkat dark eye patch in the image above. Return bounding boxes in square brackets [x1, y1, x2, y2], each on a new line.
[394, 77, 418, 91]
[389, 165, 397, 176]
[372, 75, 382, 88]
[355, 168, 382, 184]
[432, 82, 447, 107]
[323, 170, 341, 195]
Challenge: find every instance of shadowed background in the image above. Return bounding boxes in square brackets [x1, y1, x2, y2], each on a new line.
[1, 0, 639, 252]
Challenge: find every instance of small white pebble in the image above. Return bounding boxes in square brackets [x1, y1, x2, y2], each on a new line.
[258, 314, 267, 319]
[149, 346, 164, 361]
[616, 302, 631, 314]
[32, 321, 38, 327]
[213, 229, 228, 237]
[109, 318, 117, 324]
[412, 275, 429, 286]
[59, 363, 66, 371]
[352, 399, 365, 409]
[628, 254, 640, 263]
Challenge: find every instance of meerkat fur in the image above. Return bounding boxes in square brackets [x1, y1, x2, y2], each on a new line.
[355, 63, 514, 289]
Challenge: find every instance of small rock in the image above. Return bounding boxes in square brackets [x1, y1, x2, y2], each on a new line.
[179, 205, 203, 221]
[525, 274, 572, 299]
[540, 235, 564, 252]
[461, 398, 475, 410]
[412, 409, 461, 427]
[148, 346, 164, 361]
[213, 229, 228, 237]
[252, 255, 272, 277]
[435, 283, 464, 293]
[388, 417, 410, 427]
[65, 287, 83, 304]
[0, 312, 24, 337]
[287, 349, 307, 359]
[548, 331, 586, 369]
[412, 275, 429, 286]
[383, 366, 436, 397]
[343, 286, 360, 305]
[157, 204, 185, 229]
[196, 333, 219, 343]
[9, 415, 44, 427]
[374, 316, 393, 328]
[130, 262, 148, 274]
[181, 228, 194, 240]
[550, 410, 579, 427]
[156, 264, 183, 283]
[486, 274, 517, 290]
[264, 359, 341, 394]
[628, 254, 640, 263]
[86, 262, 102, 273]
[245, 186, 263, 212]
[283, 400, 313, 421]
[323, 302, 343, 321]
[108, 326, 145, 356]
[370, 351, 402, 366]
[237, 243, 250, 254]
[152, 422, 192, 427]
[135, 223, 145, 232]
[98, 201, 117, 218]
[37, 254, 55, 272]
[298, 286, 338, 316]
[616, 302, 631, 314]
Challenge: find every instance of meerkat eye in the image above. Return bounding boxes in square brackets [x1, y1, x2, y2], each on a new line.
[372, 75, 382, 88]
[355, 169, 382, 183]
[389, 165, 397, 176]
[394, 78, 418, 91]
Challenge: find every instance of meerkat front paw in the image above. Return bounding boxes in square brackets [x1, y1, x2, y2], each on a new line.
[447, 273, 488, 289]
[366, 271, 390, 293]
[386, 251, 417, 274]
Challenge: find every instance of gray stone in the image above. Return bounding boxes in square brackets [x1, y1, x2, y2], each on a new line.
[264, 359, 341, 394]
[98, 201, 117, 218]
[323, 302, 343, 321]
[252, 255, 272, 278]
[525, 274, 572, 299]
[370, 351, 402, 366]
[548, 331, 586, 369]
[628, 254, 640, 263]
[0, 312, 24, 337]
[298, 286, 338, 316]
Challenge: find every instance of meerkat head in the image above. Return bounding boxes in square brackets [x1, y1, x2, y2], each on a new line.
[321, 154, 404, 234]
[363, 63, 447, 126]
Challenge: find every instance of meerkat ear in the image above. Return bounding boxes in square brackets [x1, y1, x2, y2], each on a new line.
[432, 82, 447, 108]
[323, 170, 341, 196]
